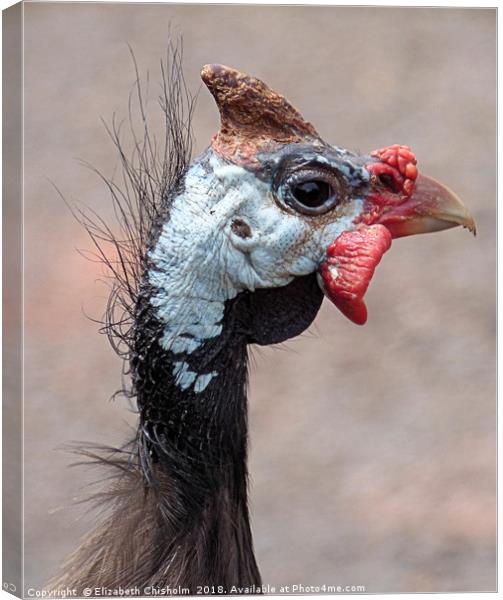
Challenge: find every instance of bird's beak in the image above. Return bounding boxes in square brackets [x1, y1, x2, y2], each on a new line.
[376, 174, 476, 238]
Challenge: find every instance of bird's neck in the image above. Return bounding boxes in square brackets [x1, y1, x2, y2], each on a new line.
[131, 279, 260, 589]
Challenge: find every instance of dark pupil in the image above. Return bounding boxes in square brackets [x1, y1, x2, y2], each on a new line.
[292, 180, 332, 207]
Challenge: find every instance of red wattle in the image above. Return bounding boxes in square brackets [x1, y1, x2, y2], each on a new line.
[317, 224, 392, 325]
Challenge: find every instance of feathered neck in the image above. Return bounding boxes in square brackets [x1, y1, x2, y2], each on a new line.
[54, 268, 262, 593]
[129, 260, 262, 590]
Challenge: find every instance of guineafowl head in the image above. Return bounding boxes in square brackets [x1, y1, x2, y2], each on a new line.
[144, 64, 474, 398]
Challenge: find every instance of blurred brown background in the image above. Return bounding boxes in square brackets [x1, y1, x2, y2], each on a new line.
[20, 3, 495, 594]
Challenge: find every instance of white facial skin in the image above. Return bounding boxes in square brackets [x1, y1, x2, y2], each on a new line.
[149, 151, 365, 392]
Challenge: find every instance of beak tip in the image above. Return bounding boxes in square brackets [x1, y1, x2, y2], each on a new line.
[461, 214, 477, 236]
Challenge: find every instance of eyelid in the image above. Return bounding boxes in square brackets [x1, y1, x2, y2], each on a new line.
[288, 166, 340, 185]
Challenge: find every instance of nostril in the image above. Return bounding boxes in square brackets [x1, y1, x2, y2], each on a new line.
[367, 162, 402, 193]
[378, 173, 395, 189]
[368, 144, 418, 198]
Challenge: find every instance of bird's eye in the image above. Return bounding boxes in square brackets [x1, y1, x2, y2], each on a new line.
[282, 171, 341, 216]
